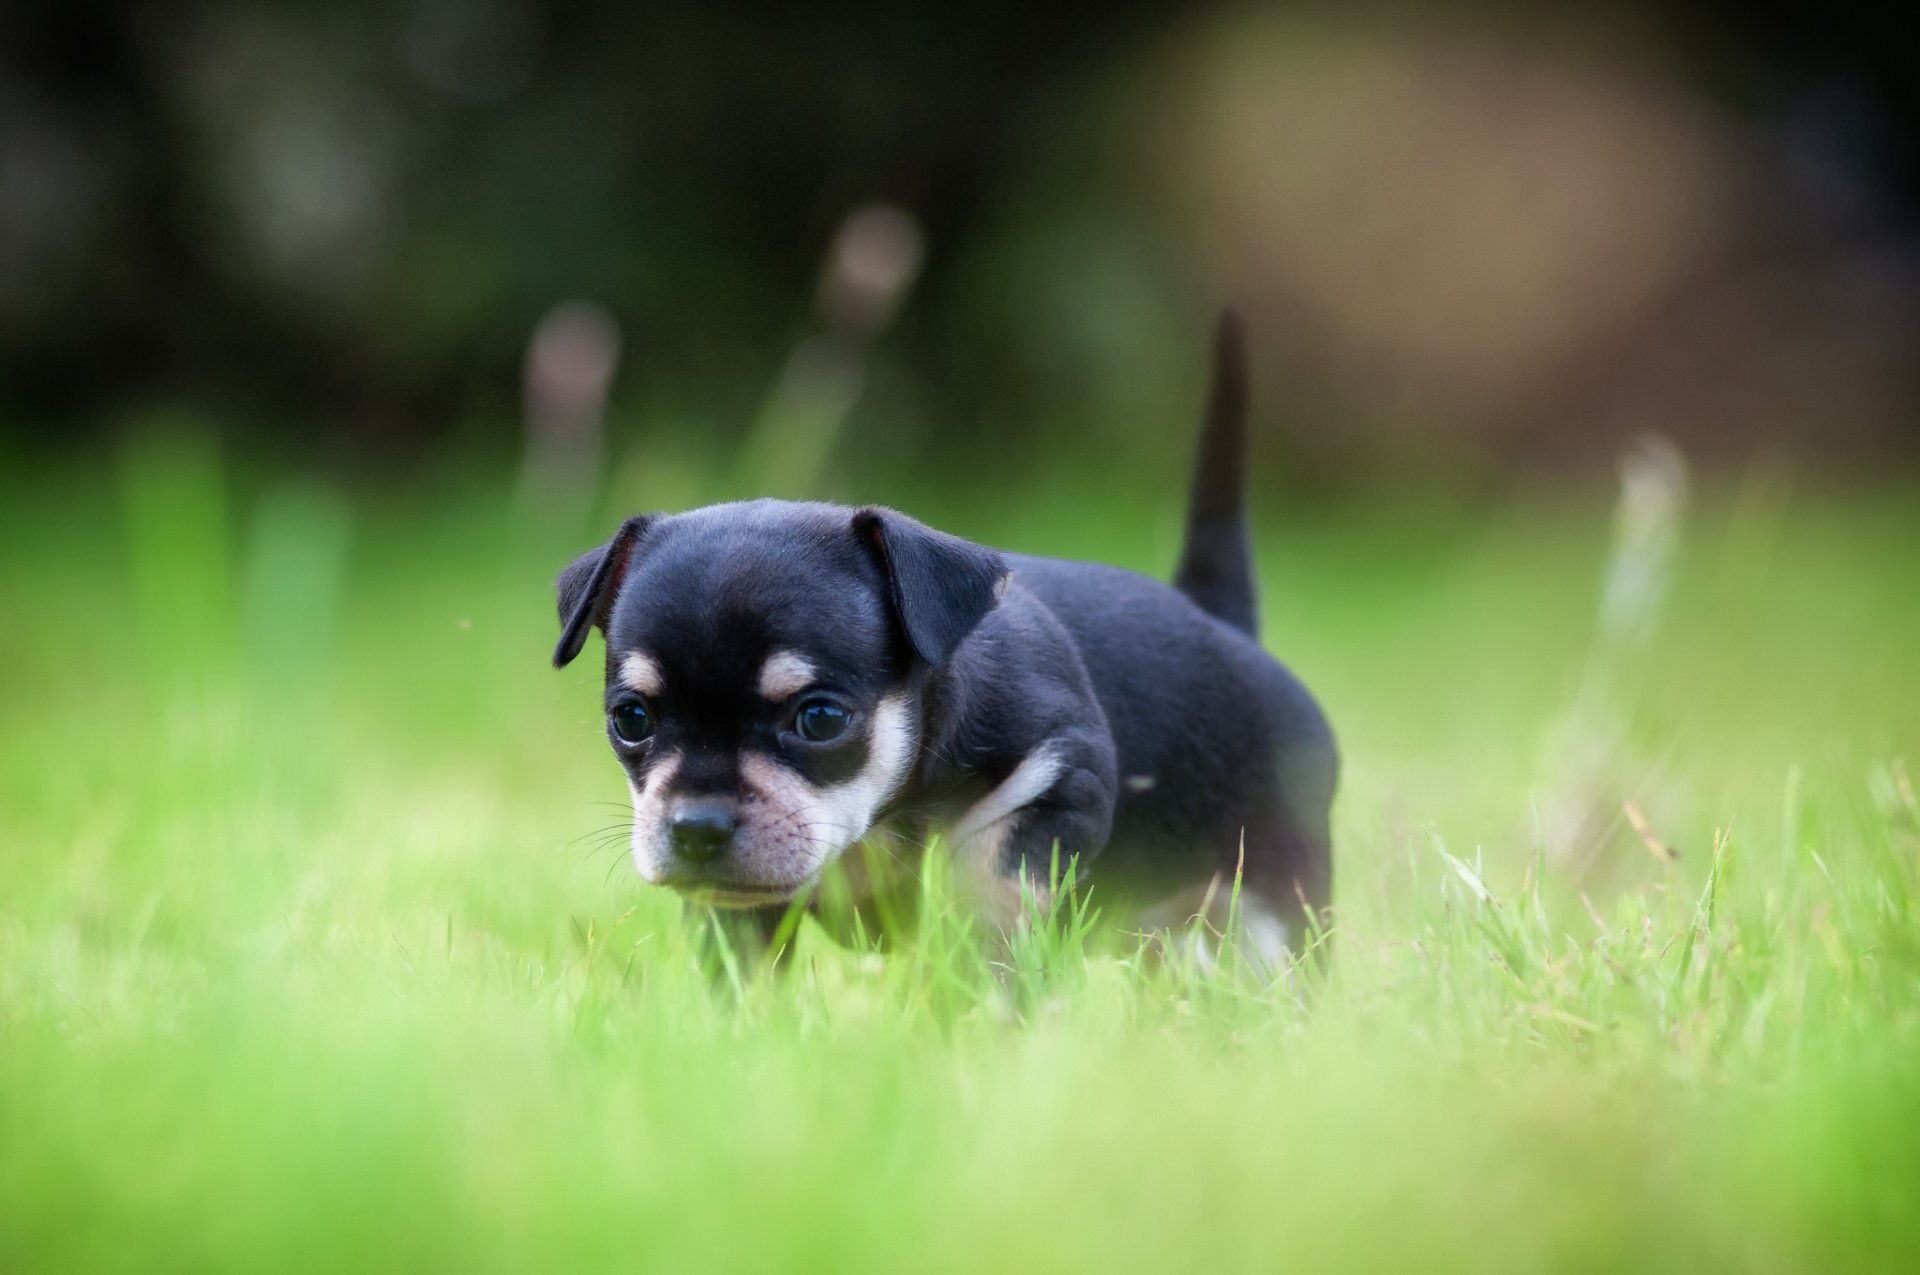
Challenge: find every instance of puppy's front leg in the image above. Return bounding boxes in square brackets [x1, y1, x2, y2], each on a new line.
[950, 735, 1116, 933]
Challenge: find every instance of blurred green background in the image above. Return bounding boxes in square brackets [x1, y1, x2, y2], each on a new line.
[5, 2, 1920, 1270]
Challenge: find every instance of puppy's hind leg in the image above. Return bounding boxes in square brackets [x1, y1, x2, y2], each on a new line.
[1136, 847, 1326, 985]
[1135, 879, 1290, 980]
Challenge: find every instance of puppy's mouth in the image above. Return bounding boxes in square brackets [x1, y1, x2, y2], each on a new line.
[649, 866, 815, 909]
[689, 890, 797, 910]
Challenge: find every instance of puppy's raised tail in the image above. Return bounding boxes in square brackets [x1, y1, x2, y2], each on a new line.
[1172, 310, 1259, 638]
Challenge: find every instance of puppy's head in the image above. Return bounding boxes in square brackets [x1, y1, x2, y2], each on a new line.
[553, 500, 1006, 907]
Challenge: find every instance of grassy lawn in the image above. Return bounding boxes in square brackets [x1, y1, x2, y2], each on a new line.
[3, 437, 1918, 1271]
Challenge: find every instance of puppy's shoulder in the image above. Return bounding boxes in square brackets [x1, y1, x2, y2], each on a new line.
[948, 574, 1103, 707]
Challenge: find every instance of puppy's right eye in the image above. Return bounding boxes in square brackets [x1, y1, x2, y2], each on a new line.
[792, 695, 852, 743]
[610, 700, 654, 746]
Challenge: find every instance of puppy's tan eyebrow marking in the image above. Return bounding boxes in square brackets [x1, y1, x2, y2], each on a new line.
[619, 651, 663, 696]
[757, 650, 817, 701]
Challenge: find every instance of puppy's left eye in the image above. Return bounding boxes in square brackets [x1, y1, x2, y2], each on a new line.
[792, 695, 852, 743]
[610, 700, 654, 746]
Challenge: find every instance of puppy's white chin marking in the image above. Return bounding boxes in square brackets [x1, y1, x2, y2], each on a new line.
[619, 651, 663, 697]
[757, 650, 817, 701]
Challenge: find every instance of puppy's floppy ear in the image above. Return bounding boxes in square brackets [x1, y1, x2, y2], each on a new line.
[853, 507, 1009, 667]
[553, 515, 654, 668]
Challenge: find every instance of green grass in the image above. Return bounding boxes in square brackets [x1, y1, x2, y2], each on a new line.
[3, 437, 1919, 1271]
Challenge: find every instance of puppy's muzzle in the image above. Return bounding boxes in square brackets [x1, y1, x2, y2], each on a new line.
[668, 799, 737, 865]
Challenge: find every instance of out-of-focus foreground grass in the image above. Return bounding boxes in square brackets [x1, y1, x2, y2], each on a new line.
[2, 434, 1918, 1272]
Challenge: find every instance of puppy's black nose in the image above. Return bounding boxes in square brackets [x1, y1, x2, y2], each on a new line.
[669, 803, 737, 864]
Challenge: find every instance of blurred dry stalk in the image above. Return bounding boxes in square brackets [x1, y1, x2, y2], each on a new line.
[118, 428, 236, 685]
[516, 301, 621, 517]
[736, 204, 925, 497]
[1540, 436, 1690, 869]
[1141, 11, 1920, 471]
[243, 482, 354, 687]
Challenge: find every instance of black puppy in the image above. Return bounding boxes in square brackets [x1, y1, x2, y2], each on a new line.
[553, 316, 1336, 967]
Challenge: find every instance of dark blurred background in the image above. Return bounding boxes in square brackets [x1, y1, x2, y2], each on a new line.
[4, 0, 1917, 488]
